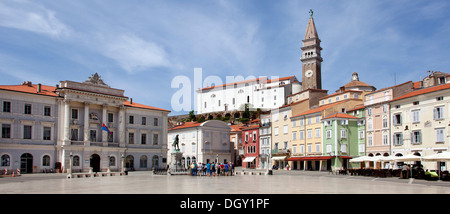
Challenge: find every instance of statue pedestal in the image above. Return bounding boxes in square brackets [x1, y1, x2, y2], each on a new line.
[168, 151, 188, 175]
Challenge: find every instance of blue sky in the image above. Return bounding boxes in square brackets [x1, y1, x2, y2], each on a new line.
[0, 0, 449, 116]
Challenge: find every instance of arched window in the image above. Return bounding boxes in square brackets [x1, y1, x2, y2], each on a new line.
[1, 154, 10, 166]
[140, 155, 148, 168]
[73, 156, 80, 166]
[109, 156, 116, 166]
[42, 155, 50, 166]
[152, 155, 159, 168]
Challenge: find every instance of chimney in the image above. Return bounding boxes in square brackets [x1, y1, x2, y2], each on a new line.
[37, 84, 42, 93]
[130, 98, 133, 104]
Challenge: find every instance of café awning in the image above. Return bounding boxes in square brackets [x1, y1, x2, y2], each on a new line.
[287, 156, 350, 161]
[242, 157, 256, 162]
[271, 156, 286, 161]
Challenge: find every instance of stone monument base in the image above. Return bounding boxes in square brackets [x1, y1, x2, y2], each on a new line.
[168, 151, 188, 175]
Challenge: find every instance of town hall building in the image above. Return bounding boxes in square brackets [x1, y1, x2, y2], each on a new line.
[0, 73, 170, 173]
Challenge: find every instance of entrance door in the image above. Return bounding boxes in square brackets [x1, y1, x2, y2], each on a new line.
[20, 153, 33, 173]
[90, 154, 101, 172]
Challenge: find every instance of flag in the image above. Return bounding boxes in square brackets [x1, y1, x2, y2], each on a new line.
[102, 123, 111, 134]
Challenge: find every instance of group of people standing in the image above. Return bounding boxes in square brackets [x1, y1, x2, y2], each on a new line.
[189, 162, 234, 176]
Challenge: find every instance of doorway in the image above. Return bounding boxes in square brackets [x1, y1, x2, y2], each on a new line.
[20, 153, 33, 173]
[90, 154, 101, 172]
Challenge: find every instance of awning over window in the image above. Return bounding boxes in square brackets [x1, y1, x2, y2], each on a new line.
[271, 156, 286, 161]
[242, 157, 256, 162]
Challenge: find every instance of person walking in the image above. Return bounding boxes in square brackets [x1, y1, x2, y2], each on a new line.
[206, 162, 211, 176]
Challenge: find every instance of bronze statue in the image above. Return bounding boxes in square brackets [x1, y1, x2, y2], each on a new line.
[172, 134, 180, 151]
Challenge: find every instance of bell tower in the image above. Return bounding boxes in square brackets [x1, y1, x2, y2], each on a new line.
[301, 9, 323, 90]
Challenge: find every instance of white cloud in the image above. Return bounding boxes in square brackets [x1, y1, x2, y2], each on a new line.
[0, 0, 71, 39]
[96, 33, 172, 74]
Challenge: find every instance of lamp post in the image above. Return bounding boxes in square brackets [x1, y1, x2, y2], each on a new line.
[121, 153, 125, 174]
[67, 152, 73, 179]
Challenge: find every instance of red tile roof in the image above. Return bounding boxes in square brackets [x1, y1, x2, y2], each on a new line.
[291, 100, 351, 118]
[168, 122, 203, 131]
[123, 101, 170, 112]
[0, 84, 58, 97]
[391, 83, 450, 102]
[322, 113, 359, 120]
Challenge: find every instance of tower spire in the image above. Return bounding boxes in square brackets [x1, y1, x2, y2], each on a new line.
[301, 10, 322, 90]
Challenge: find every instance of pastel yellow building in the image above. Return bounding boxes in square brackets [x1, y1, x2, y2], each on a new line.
[390, 82, 450, 171]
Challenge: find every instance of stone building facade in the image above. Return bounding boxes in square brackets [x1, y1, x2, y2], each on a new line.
[0, 74, 170, 173]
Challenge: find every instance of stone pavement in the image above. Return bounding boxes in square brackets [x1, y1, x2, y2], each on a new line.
[1, 169, 450, 194]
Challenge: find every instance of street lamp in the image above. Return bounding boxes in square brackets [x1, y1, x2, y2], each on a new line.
[67, 152, 73, 179]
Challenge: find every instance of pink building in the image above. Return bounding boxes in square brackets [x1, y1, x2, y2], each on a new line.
[364, 81, 414, 162]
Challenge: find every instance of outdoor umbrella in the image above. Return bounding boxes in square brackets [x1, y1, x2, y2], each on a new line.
[394, 153, 421, 178]
[422, 152, 450, 180]
[394, 153, 421, 162]
[421, 151, 450, 161]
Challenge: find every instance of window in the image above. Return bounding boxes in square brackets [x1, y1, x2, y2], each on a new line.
[393, 113, 402, 125]
[436, 128, 445, 143]
[109, 156, 116, 166]
[307, 117, 312, 125]
[382, 118, 388, 128]
[341, 144, 346, 153]
[436, 96, 444, 101]
[153, 133, 159, 145]
[128, 133, 134, 144]
[245, 133, 249, 142]
[1, 154, 10, 166]
[393, 133, 403, 145]
[367, 108, 372, 116]
[316, 144, 320, 153]
[368, 135, 373, 146]
[307, 129, 312, 139]
[300, 130, 305, 140]
[316, 116, 320, 123]
[43, 127, 51, 140]
[300, 145, 304, 154]
[90, 130, 97, 142]
[383, 104, 388, 112]
[129, 116, 134, 124]
[42, 155, 50, 166]
[73, 156, 80, 166]
[192, 143, 196, 153]
[359, 130, 365, 139]
[141, 133, 147, 144]
[283, 125, 288, 134]
[71, 109, 78, 119]
[326, 144, 332, 153]
[70, 129, 78, 141]
[154, 118, 159, 126]
[293, 120, 297, 127]
[140, 155, 148, 168]
[293, 132, 297, 140]
[413, 101, 419, 105]
[253, 131, 257, 140]
[382, 134, 388, 145]
[107, 132, 114, 142]
[307, 144, 312, 153]
[44, 106, 51, 116]
[412, 110, 420, 123]
[2, 124, 11, 138]
[23, 125, 32, 139]
[326, 130, 331, 139]
[3, 101, 11, 112]
[411, 131, 421, 144]
[142, 117, 146, 125]
[434, 106, 444, 120]
[108, 113, 114, 122]
[274, 127, 279, 135]
[340, 129, 347, 138]
[315, 128, 320, 138]
[24, 104, 32, 114]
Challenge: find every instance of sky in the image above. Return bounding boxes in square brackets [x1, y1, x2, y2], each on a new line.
[0, 0, 449, 116]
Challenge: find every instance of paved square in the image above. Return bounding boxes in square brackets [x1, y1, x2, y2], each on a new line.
[1, 170, 450, 194]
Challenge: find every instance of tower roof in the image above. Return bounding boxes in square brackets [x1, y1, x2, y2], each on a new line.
[304, 17, 319, 40]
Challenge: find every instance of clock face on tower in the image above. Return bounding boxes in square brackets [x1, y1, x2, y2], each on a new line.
[305, 70, 313, 78]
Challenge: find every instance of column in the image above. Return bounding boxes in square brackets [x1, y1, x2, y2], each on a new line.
[63, 99, 71, 145]
[84, 102, 90, 145]
[118, 105, 125, 147]
[102, 104, 108, 145]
